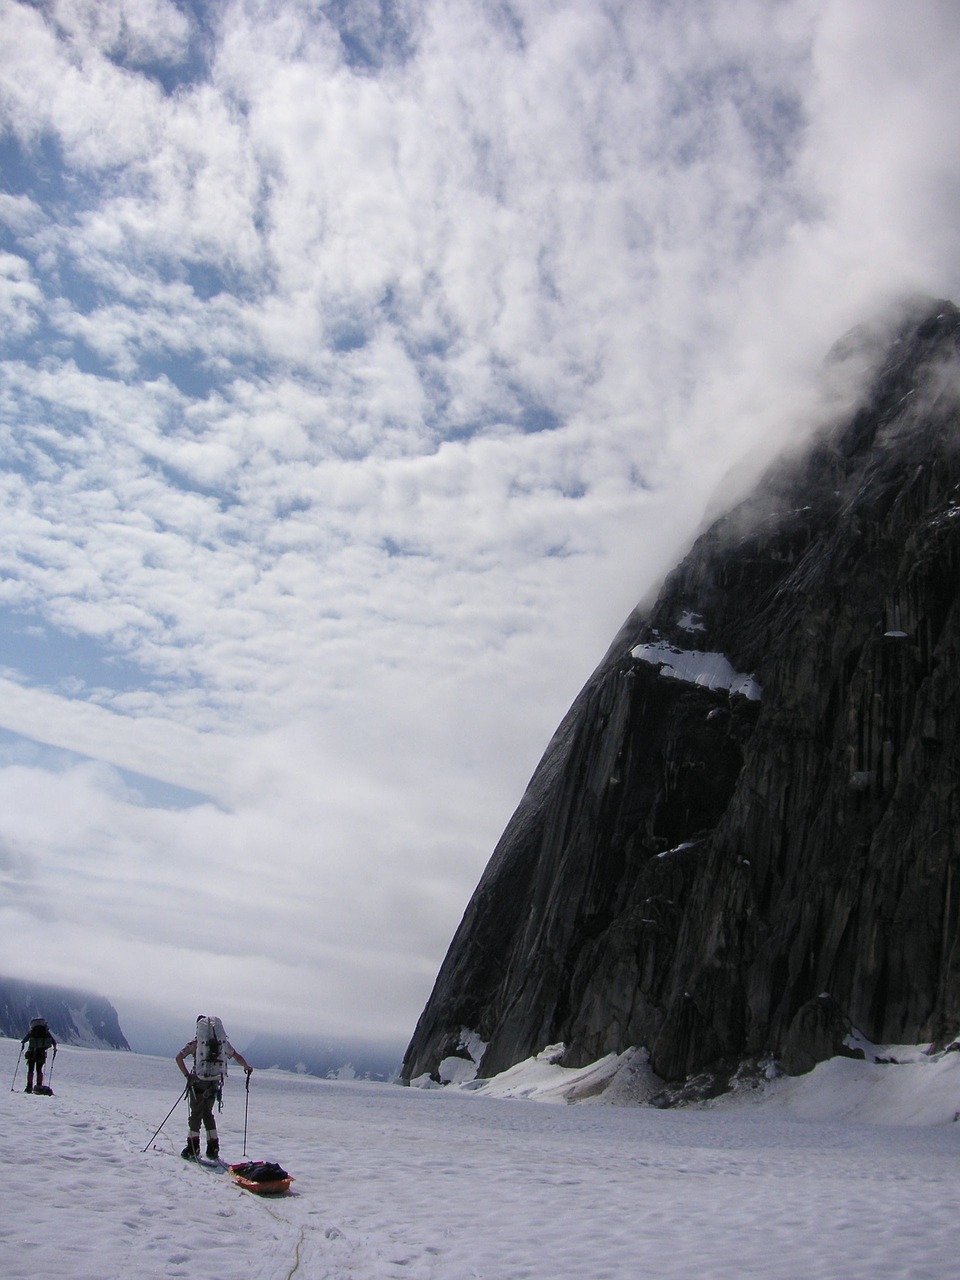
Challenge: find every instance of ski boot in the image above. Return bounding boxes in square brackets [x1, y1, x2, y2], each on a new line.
[181, 1136, 201, 1160]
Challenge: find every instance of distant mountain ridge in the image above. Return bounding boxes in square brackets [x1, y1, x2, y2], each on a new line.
[242, 1030, 401, 1081]
[403, 300, 960, 1091]
[0, 975, 130, 1050]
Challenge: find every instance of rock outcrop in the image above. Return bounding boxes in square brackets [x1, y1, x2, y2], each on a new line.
[403, 301, 960, 1086]
[0, 975, 130, 1050]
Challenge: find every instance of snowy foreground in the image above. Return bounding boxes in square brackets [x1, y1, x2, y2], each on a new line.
[3, 1036, 960, 1279]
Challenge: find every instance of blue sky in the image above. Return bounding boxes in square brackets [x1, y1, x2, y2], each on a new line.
[1, 0, 960, 1055]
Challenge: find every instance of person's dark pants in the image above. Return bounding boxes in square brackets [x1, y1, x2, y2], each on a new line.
[25, 1050, 46, 1091]
[187, 1079, 220, 1150]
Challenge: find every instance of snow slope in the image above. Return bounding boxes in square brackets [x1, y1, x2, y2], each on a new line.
[3, 1035, 960, 1279]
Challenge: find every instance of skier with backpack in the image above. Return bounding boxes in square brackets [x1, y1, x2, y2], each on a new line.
[175, 1015, 252, 1161]
[21, 1017, 57, 1093]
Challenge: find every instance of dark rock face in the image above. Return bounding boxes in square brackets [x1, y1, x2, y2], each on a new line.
[0, 975, 130, 1050]
[403, 302, 960, 1085]
[779, 994, 864, 1077]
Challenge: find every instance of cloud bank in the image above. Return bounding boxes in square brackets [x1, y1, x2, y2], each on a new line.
[1, 0, 959, 1052]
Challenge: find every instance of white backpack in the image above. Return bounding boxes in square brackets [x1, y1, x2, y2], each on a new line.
[195, 1016, 229, 1081]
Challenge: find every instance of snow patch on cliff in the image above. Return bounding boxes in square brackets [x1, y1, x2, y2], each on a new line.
[437, 1027, 489, 1085]
[657, 840, 701, 860]
[677, 611, 707, 632]
[66, 1005, 123, 1051]
[631, 642, 762, 700]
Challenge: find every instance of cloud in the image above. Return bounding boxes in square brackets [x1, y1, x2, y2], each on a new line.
[42, 0, 192, 65]
[0, 250, 43, 337]
[1, 0, 959, 1052]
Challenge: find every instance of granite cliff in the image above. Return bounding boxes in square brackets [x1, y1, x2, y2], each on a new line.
[403, 302, 960, 1089]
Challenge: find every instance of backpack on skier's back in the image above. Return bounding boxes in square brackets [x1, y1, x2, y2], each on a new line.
[195, 1015, 228, 1081]
[27, 1018, 55, 1053]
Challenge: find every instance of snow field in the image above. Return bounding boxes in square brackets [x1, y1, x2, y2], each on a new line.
[2, 1036, 960, 1279]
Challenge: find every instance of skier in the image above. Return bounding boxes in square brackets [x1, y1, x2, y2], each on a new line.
[175, 1015, 252, 1161]
[21, 1017, 57, 1093]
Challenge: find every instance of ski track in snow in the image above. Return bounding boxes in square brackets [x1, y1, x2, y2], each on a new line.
[2, 1037, 960, 1279]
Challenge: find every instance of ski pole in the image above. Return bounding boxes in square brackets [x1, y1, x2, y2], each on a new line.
[243, 1070, 251, 1156]
[142, 1081, 189, 1152]
[46, 1047, 56, 1089]
[10, 1045, 23, 1091]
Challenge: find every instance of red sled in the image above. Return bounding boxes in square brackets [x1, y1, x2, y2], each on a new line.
[228, 1161, 293, 1195]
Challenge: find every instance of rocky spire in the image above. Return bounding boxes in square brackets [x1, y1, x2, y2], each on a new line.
[403, 301, 960, 1086]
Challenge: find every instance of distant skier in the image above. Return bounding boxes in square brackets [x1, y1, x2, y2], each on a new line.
[21, 1017, 57, 1093]
[175, 1015, 252, 1161]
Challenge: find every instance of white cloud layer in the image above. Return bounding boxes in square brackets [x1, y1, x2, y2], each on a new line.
[1, 0, 959, 1052]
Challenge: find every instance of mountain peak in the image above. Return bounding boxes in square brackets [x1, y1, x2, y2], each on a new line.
[403, 302, 960, 1089]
